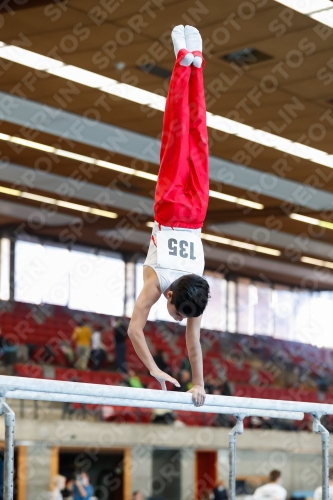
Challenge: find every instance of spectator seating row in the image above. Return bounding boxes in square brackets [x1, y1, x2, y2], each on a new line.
[13, 364, 161, 390]
[234, 384, 319, 402]
[1, 301, 330, 391]
[1, 302, 273, 386]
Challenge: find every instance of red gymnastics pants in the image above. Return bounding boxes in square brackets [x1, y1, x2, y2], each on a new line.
[154, 49, 209, 230]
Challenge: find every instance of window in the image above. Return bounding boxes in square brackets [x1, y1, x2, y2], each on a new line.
[14, 240, 125, 315]
[12, 237, 333, 349]
[69, 249, 96, 311]
[0, 238, 10, 301]
[202, 272, 227, 331]
[42, 245, 70, 306]
[69, 248, 125, 315]
[293, 291, 312, 344]
[227, 280, 237, 333]
[15, 241, 71, 306]
[125, 261, 135, 317]
[96, 251, 125, 316]
[237, 278, 252, 335]
[310, 292, 333, 348]
[14, 240, 45, 304]
[273, 286, 294, 341]
[254, 282, 274, 336]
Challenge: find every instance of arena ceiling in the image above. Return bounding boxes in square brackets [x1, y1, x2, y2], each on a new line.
[1, 0, 333, 287]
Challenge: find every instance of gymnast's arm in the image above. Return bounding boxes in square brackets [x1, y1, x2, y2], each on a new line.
[185, 316, 206, 406]
[128, 266, 180, 388]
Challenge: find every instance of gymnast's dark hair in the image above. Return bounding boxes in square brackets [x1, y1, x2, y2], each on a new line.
[170, 275, 210, 318]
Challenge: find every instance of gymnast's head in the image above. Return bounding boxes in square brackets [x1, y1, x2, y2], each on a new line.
[166, 275, 210, 321]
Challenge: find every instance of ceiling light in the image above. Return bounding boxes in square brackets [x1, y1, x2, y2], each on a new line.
[101, 83, 158, 105]
[310, 9, 333, 28]
[1, 40, 333, 172]
[89, 207, 118, 219]
[273, 1, 333, 28]
[47, 65, 117, 88]
[0, 132, 158, 182]
[149, 99, 166, 111]
[201, 232, 281, 256]
[114, 62, 126, 71]
[55, 200, 116, 218]
[9, 136, 56, 153]
[0, 185, 118, 219]
[95, 159, 131, 174]
[308, 151, 333, 168]
[318, 220, 333, 230]
[206, 113, 249, 135]
[209, 190, 264, 209]
[0, 133, 257, 208]
[56, 200, 92, 211]
[21, 192, 55, 204]
[290, 213, 333, 231]
[96, 159, 140, 176]
[0, 45, 64, 70]
[55, 149, 93, 163]
[290, 213, 320, 225]
[235, 128, 292, 150]
[279, 141, 320, 160]
[95, 159, 158, 181]
[134, 171, 158, 181]
[273, 0, 333, 15]
[205, 113, 333, 168]
[301, 256, 333, 269]
[0, 186, 21, 197]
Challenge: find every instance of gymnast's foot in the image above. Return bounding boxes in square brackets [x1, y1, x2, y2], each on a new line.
[171, 25, 194, 66]
[185, 25, 203, 68]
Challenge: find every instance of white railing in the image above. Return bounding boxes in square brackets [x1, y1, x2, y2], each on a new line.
[0, 375, 330, 500]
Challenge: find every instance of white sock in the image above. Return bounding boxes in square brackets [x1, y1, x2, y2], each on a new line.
[185, 25, 203, 67]
[193, 56, 202, 68]
[171, 25, 186, 57]
[180, 53, 194, 66]
[171, 25, 194, 66]
[184, 25, 202, 52]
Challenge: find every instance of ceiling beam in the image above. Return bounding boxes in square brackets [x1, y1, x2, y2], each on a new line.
[98, 227, 333, 288]
[204, 205, 297, 224]
[0, 161, 154, 217]
[212, 221, 333, 263]
[2, 91, 333, 211]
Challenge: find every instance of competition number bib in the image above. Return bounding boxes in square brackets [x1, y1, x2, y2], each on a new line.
[156, 230, 205, 275]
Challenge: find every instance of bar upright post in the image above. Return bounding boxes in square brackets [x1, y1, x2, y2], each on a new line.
[313, 415, 329, 500]
[229, 415, 244, 500]
[3, 402, 15, 500]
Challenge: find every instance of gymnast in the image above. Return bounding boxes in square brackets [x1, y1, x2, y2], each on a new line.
[128, 25, 210, 407]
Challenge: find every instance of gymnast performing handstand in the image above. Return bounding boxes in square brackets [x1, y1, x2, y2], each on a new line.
[128, 25, 210, 407]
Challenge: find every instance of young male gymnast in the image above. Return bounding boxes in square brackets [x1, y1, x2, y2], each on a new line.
[128, 25, 210, 407]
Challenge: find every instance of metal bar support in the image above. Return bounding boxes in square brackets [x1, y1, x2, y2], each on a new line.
[2, 402, 15, 500]
[6, 390, 304, 420]
[229, 415, 244, 500]
[0, 375, 330, 413]
[313, 414, 329, 500]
